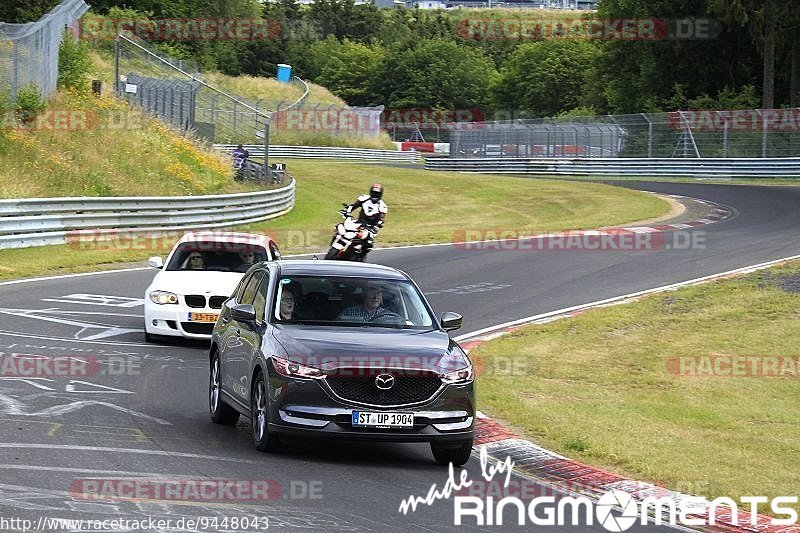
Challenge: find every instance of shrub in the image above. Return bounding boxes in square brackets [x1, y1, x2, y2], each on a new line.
[58, 31, 92, 91]
[15, 84, 47, 124]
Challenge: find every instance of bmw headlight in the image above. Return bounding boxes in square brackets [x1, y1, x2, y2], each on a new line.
[441, 365, 473, 384]
[149, 290, 179, 305]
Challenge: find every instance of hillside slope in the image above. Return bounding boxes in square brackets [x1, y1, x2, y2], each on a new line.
[0, 87, 258, 198]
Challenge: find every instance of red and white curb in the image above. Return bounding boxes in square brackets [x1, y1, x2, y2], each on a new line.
[461, 253, 800, 532]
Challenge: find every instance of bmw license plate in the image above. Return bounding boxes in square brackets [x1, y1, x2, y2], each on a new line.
[189, 312, 218, 323]
[352, 411, 414, 428]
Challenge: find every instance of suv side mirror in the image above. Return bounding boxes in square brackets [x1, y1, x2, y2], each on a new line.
[147, 256, 164, 269]
[440, 311, 462, 332]
[231, 303, 256, 323]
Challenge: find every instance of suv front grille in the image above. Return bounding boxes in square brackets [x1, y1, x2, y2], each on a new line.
[185, 295, 206, 308]
[325, 369, 442, 407]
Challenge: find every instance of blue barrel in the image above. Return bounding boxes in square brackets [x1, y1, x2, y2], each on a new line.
[276, 64, 292, 83]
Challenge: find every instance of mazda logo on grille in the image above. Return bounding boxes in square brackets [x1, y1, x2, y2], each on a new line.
[375, 373, 395, 390]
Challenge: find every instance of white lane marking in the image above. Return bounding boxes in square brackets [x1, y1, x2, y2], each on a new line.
[63, 381, 133, 394]
[455, 252, 800, 342]
[0, 464, 193, 477]
[0, 443, 264, 463]
[0, 378, 56, 390]
[0, 308, 141, 341]
[81, 327, 143, 341]
[0, 330, 163, 348]
[0, 378, 132, 394]
[0, 392, 24, 414]
[0, 396, 169, 425]
[22, 401, 169, 424]
[42, 294, 143, 307]
[21, 310, 144, 318]
[0, 267, 150, 287]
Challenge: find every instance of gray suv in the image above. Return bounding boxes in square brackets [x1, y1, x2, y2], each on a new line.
[208, 260, 475, 465]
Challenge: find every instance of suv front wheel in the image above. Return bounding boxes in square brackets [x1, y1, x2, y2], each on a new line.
[250, 371, 284, 453]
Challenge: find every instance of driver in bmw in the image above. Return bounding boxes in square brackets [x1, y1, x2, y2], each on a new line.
[336, 282, 393, 322]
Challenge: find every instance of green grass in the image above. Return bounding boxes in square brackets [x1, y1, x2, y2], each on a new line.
[0, 89, 255, 198]
[0, 159, 669, 280]
[470, 261, 800, 507]
[241, 159, 669, 254]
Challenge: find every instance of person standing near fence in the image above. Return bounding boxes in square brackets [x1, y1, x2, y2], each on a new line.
[232, 144, 250, 180]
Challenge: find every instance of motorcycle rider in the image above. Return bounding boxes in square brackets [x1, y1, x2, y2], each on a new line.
[343, 183, 388, 258]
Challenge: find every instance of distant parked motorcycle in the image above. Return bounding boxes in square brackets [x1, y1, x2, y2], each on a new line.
[324, 205, 377, 261]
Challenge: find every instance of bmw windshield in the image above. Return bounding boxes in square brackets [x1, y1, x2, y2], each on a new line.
[273, 275, 436, 329]
[165, 242, 268, 272]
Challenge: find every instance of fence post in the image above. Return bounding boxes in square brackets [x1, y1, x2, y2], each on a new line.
[114, 39, 120, 96]
[722, 113, 729, 158]
[761, 109, 768, 157]
[641, 113, 652, 158]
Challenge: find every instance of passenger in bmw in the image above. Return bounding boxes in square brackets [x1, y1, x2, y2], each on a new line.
[236, 249, 257, 272]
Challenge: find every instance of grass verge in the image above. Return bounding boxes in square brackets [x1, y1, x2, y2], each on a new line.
[0, 89, 256, 198]
[242, 159, 670, 252]
[0, 160, 669, 281]
[470, 261, 800, 507]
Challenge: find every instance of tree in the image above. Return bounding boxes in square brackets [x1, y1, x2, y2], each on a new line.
[710, 0, 800, 108]
[307, 37, 385, 106]
[492, 39, 600, 118]
[374, 39, 497, 110]
[0, 0, 60, 23]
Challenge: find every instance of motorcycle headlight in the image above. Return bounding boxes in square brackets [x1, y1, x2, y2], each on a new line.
[441, 365, 473, 384]
[272, 357, 326, 379]
[149, 290, 179, 305]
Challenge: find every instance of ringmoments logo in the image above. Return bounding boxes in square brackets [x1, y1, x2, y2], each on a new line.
[452, 490, 799, 528]
[398, 450, 798, 529]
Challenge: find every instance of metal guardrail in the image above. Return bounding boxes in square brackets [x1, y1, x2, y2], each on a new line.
[0, 180, 295, 249]
[278, 77, 310, 111]
[216, 144, 420, 162]
[424, 157, 800, 178]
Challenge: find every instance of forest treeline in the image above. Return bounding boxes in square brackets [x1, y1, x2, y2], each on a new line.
[4, 0, 798, 117]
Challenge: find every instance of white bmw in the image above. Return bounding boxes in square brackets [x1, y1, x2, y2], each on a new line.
[144, 232, 281, 341]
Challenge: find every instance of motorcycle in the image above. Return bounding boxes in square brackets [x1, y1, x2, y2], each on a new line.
[324, 205, 377, 261]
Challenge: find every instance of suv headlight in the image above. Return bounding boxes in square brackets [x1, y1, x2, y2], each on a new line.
[149, 290, 178, 305]
[272, 357, 326, 379]
[441, 365, 473, 384]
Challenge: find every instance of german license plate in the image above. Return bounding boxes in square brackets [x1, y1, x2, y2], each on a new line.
[189, 312, 219, 323]
[351, 411, 414, 428]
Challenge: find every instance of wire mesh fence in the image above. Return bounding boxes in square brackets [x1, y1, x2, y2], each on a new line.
[0, 0, 89, 100]
[448, 110, 800, 158]
[115, 35, 383, 148]
[115, 34, 269, 146]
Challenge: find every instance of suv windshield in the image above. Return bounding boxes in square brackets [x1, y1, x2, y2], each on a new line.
[274, 276, 435, 329]
[165, 242, 268, 273]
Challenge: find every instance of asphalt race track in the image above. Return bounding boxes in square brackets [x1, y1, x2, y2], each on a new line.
[0, 181, 798, 532]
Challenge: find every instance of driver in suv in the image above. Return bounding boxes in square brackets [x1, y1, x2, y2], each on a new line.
[336, 282, 394, 322]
